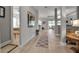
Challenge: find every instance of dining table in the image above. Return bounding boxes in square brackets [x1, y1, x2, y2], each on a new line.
[66, 32, 79, 52]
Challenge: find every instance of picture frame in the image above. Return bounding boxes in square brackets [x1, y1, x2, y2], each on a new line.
[27, 11, 35, 27]
[0, 6, 5, 17]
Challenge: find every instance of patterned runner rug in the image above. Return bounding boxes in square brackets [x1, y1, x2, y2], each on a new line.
[36, 35, 48, 48]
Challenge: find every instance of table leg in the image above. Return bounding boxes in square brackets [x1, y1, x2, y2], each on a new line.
[76, 41, 79, 53]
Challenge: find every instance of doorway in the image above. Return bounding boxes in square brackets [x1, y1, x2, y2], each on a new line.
[11, 6, 20, 46]
[48, 20, 55, 29]
[0, 6, 20, 53]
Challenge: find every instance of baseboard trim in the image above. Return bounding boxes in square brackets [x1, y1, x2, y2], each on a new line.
[20, 34, 35, 47]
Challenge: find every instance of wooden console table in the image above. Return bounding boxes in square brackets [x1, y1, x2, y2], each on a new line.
[66, 33, 79, 52]
[13, 28, 20, 39]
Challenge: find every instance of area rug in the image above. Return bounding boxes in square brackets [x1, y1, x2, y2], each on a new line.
[1, 44, 18, 53]
[36, 35, 48, 48]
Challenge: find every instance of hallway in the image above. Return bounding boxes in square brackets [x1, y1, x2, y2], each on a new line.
[11, 29, 73, 53]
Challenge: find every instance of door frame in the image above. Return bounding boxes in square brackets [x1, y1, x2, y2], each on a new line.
[11, 6, 21, 47]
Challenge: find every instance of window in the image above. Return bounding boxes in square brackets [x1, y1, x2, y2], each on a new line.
[38, 20, 42, 25]
[73, 20, 79, 27]
[57, 20, 61, 25]
[48, 21, 55, 27]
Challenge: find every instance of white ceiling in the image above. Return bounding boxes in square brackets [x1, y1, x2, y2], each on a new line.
[33, 6, 61, 18]
[33, 6, 77, 19]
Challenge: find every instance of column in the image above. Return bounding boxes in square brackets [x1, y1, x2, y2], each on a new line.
[60, 7, 66, 45]
[55, 8, 58, 36]
[77, 6, 79, 19]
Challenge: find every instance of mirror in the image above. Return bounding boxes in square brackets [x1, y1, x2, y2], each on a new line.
[27, 11, 35, 27]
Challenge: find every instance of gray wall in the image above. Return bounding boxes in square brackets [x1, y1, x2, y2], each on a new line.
[0, 6, 11, 44]
[20, 6, 38, 46]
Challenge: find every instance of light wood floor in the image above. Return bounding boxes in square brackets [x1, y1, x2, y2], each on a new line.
[10, 29, 73, 53]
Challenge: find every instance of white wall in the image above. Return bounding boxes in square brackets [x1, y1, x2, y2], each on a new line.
[0, 6, 11, 47]
[20, 6, 38, 46]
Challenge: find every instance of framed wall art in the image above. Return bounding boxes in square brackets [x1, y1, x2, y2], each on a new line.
[0, 6, 5, 17]
[27, 11, 35, 27]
